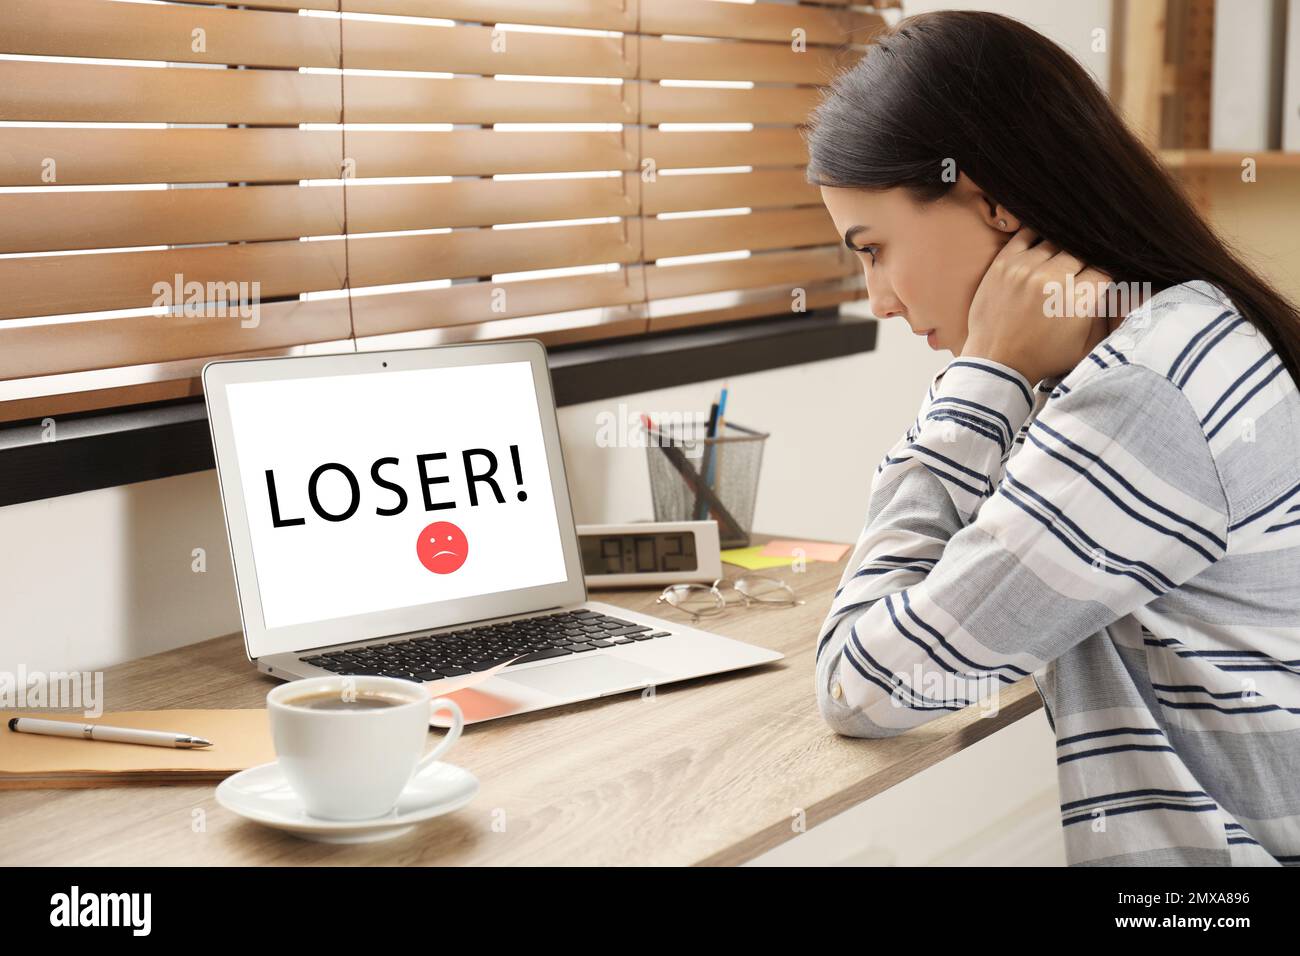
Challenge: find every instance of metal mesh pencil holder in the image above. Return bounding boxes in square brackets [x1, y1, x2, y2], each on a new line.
[645, 421, 769, 549]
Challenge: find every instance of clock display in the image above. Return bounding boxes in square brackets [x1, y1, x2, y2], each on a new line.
[579, 532, 698, 575]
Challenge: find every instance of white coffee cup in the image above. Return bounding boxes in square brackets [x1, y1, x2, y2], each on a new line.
[267, 675, 464, 821]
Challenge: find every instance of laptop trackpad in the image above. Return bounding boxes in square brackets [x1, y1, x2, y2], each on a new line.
[498, 655, 670, 699]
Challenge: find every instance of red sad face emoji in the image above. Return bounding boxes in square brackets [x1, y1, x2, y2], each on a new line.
[416, 521, 468, 574]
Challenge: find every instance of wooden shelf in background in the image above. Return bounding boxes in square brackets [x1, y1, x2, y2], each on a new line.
[1161, 149, 1300, 170]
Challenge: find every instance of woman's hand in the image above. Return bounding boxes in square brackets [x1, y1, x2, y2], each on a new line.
[961, 226, 1113, 385]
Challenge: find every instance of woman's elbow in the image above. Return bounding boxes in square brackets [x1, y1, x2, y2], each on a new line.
[816, 675, 907, 739]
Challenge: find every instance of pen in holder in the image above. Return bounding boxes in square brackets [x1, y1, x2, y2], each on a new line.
[645, 421, 768, 549]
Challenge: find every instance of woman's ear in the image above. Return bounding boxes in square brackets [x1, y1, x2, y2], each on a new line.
[955, 172, 1019, 233]
[981, 201, 1019, 234]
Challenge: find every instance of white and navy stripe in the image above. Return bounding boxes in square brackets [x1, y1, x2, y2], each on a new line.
[814, 280, 1300, 866]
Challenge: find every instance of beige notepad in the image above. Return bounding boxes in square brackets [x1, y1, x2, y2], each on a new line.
[0, 709, 274, 790]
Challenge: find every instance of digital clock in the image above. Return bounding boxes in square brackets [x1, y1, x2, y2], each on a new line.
[575, 521, 723, 588]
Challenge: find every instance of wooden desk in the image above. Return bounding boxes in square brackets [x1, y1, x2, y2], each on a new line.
[0, 533, 1041, 866]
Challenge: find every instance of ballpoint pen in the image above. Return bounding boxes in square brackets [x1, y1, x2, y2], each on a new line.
[706, 383, 728, 521]
[8, 716, 213, 749]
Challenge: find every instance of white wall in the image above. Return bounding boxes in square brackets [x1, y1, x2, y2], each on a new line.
[899, 0, 1112, 92]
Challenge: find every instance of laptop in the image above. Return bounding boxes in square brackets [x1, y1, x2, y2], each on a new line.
[203, 340, 783, 725]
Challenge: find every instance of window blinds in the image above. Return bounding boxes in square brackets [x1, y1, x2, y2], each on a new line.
[0, 0, 878, 422]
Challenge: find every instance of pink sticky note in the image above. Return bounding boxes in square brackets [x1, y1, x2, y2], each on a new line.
[759, 539, 850, 563]
[424, 656, 520, 696]
[423, 656, 528, 726]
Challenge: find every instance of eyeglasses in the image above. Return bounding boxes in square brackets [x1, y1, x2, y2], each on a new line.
[656, 573, 804, 622]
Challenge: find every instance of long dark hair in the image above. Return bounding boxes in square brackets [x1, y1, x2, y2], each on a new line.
[804, 10, 1300, 388]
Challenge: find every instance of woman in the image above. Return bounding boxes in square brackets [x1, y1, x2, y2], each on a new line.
[807, 11, 1300, 866]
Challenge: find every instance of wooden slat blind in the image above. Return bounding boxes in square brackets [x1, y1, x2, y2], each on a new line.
[0, 0, 879, 421]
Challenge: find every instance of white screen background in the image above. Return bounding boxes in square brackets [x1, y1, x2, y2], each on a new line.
[225, 361, 568, 630]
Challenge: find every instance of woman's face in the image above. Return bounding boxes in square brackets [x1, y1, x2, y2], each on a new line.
[819, 176, 1009, 354]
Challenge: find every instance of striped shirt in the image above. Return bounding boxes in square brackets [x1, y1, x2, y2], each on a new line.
[815, 279, 1300, 866]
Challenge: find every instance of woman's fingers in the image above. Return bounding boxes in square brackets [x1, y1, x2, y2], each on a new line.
[1021, 238, 1060, 269]
[995, 225, 1039, 262]
[1047, 249, 1085, 275]
[966, 219, 1120, 381]
[1072, 266, 1114, 318]
[1001, 227, 1071, 274]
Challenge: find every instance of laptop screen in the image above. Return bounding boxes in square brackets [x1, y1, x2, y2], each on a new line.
[223, 360, 569, 631]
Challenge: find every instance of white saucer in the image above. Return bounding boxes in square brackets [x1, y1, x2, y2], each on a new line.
[216, 759, 479, 844]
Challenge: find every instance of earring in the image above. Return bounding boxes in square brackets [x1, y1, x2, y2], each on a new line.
[997, 219, 1008, 229]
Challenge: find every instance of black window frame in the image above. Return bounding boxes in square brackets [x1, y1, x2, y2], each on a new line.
[0, 308, 876, 507]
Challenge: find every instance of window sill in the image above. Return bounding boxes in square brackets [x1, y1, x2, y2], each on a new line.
[0, 309, 876, 506]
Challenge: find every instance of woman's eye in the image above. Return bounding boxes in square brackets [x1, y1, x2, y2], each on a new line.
[856, 245, 879, 264]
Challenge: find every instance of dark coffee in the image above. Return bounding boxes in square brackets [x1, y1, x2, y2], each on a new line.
[285, 691, 410, 712]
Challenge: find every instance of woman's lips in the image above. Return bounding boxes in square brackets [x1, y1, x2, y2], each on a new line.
[914, 327, 938, 348]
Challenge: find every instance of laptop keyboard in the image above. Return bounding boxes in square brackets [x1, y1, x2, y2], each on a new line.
[298, 609, 672, 682]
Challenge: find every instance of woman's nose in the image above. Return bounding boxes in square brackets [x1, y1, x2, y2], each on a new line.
[865, 279, 904, 319]
[861, 267, 903, 319]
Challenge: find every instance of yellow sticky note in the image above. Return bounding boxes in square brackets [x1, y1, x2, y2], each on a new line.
[720, 546, 803, 571]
